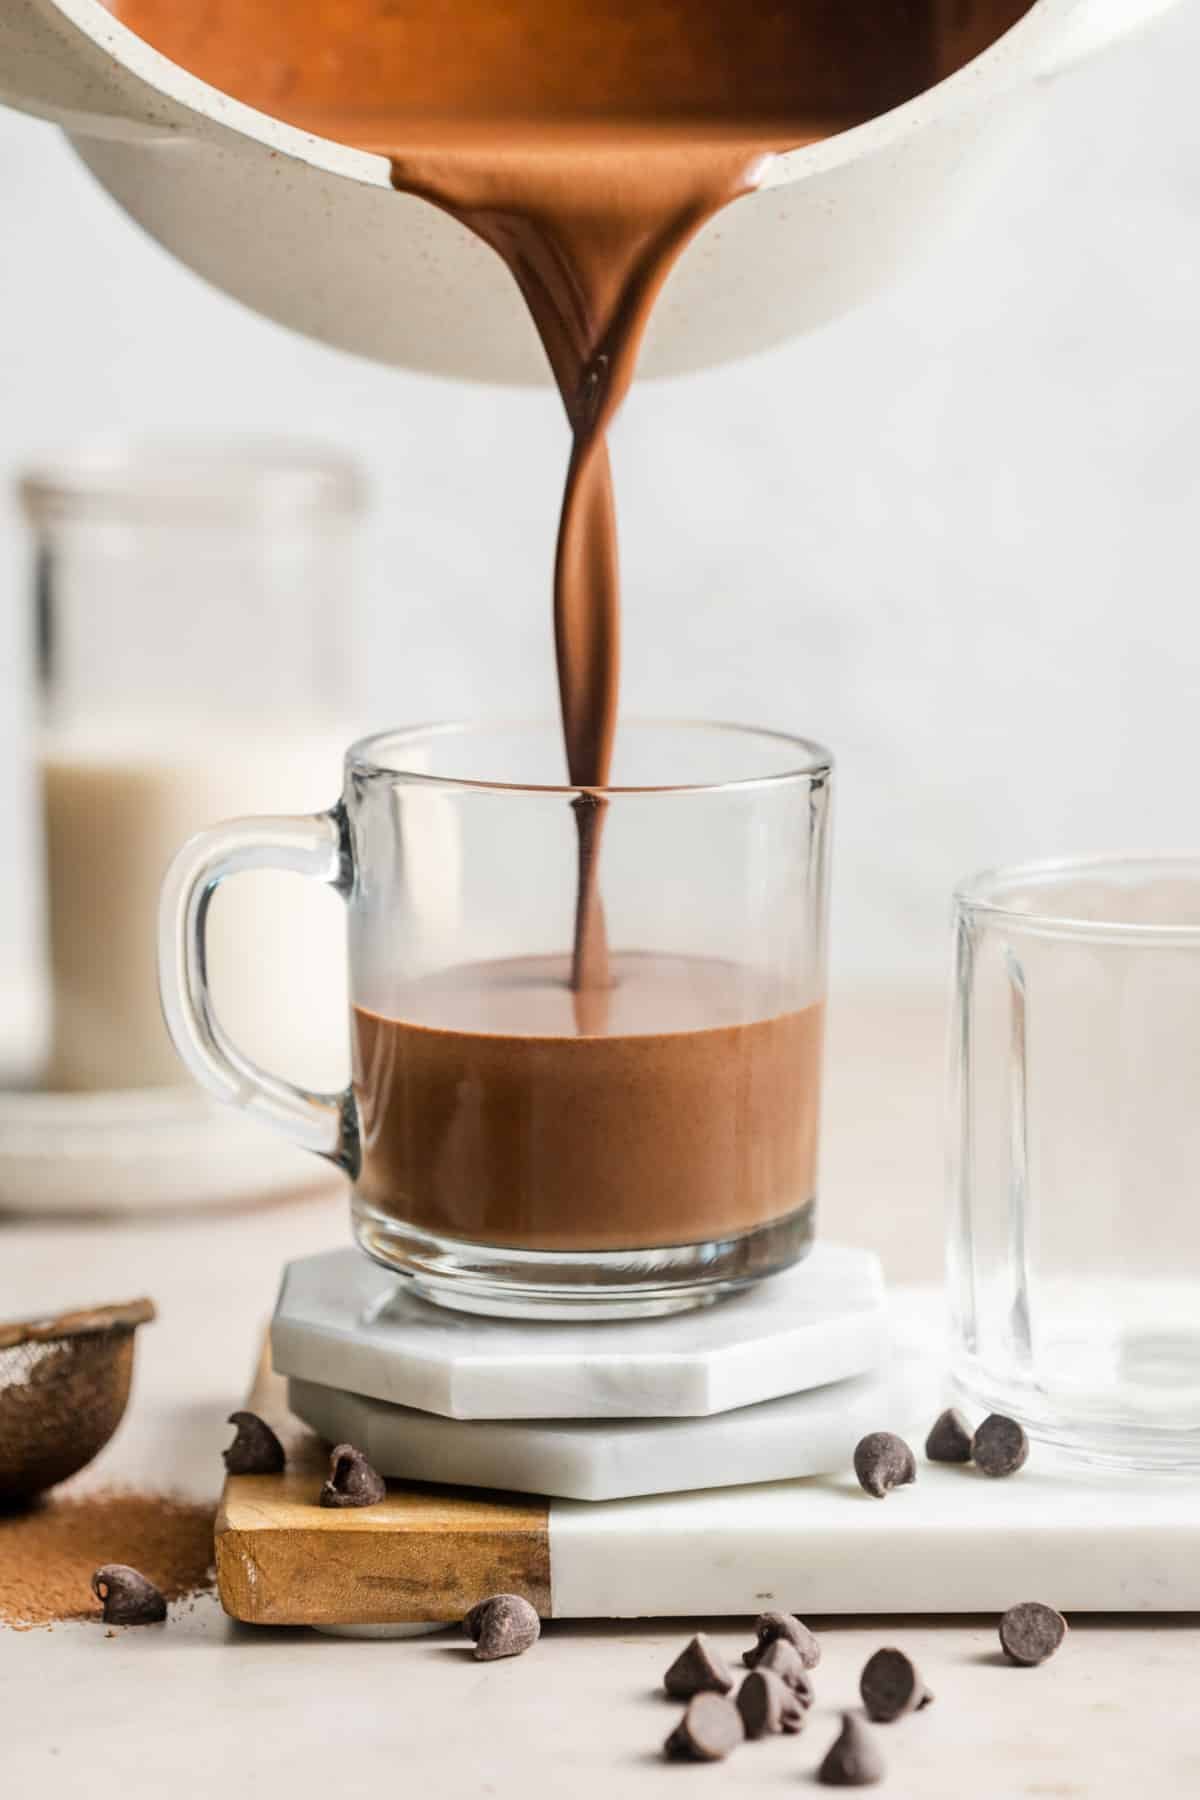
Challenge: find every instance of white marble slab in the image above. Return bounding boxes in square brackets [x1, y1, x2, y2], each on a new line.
[544, 1298, 1200, 1615]
[548, 1452, 1200, 1616]
[286, 1352, 928, 1501]
[270, 1244, 887, 1421]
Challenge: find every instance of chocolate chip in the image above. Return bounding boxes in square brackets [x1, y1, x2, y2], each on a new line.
[818, 1713, 885, 1787]
[859, 1647, 933, 1721]
[465, 1593, 541, 1660]
[973, 1414, 1029, 1478]
[999, 1602, 1067, 1666]
[755, 1637, 816, 1704]
[91, 1564, 167, 1626]
[853, 1432, 916, 1499]
[318, 1442, 386, 1508]
[736, 1668, 807, 1737]
[663, 1693, 744, 1762]
[743, 1610, 821, 1669]
[663, 1633, 734, 1697]
[223, 1410, 286, 1475]
[924, 1407, 973, 1464]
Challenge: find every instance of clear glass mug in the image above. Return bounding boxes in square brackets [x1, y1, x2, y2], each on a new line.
[950, 855, 1200, 1468]
[159, 720, 833, 1318]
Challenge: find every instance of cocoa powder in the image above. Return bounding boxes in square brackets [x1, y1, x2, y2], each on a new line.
[0, 1489, 215, 1630]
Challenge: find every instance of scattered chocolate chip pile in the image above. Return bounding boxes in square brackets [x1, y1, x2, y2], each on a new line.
[0, 1489, 215, 1630]
[318, 1442, 387, 1509]
[662, 1615, 825, 1769]
[853, 1432, 917, 1499]
[652, 1607, 1068, 1782]
[223, 1411, 286, 1476]
[465, 1593, 541, 1661]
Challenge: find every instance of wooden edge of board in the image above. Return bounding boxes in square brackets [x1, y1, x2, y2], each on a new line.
[215, 1338, 551, 1627]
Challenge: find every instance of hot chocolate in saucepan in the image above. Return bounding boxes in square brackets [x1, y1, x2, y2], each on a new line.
[109, 0, 1033, 1255]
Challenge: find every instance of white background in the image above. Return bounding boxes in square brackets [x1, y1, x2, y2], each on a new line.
[1, 1, 1198, 1041]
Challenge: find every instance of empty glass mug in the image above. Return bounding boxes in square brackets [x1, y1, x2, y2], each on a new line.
[159, 720, 832, 1317]
[949, 855, 1200, 1468]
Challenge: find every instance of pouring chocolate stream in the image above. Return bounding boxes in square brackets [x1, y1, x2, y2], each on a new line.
[388, 141, 772, 1010]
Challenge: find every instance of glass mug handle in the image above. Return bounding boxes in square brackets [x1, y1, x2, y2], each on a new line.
[157, 806, 360, 1176]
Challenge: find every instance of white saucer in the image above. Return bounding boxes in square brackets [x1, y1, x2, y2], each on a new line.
[0, 1083, 334, 1214]
[271, 1243, 887, 1420]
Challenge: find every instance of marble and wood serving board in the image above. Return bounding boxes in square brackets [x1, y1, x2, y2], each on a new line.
[216, 1333, 1200, 1628]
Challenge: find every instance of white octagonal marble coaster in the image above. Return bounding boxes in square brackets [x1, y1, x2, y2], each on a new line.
[287, 1352, 927, 1502]
[270, 1244, 886, 1421]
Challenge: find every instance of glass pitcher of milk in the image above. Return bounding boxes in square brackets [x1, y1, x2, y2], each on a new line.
[22, 440, 363, 1094]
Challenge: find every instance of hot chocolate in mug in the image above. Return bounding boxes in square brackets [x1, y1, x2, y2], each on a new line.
[159, 720, 832, 1318]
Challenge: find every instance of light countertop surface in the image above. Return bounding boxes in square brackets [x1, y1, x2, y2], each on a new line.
[2, 990, 1198, 1797]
